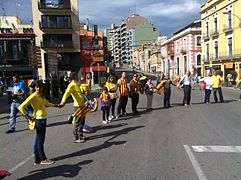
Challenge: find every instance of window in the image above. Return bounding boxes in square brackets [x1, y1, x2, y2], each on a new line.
[177, 57, 180, 74]
[206, 21, 209, 36]
[197, 36, 201, 46]
[0, 45, 3, 57]
[214, 17, 218, 32]
[197, 54, 201, 66]
[183, 39, 186, 50]
[214, 41, 218, 59]
[13, 43, 18, 60]
[228, 37, 232, 57]
[206, 44, 209, 61]
[228, 10, 232, 28]
[184, 56, 187, 74]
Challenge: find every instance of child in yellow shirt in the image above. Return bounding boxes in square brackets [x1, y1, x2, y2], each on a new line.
[100, 86, 111, 124]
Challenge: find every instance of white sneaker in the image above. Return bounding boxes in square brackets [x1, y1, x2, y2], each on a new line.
[102, 120, 108, 124]
[108, 116, 112, 121]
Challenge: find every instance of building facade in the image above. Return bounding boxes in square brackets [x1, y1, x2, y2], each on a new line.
[80, 25, 106, 84]
[32, 0, 81, 79]
[0, 16, 39, 79]
[201, 0, 241, 83]
[107, 14, 160, 68]
[161, 20, 202, 78]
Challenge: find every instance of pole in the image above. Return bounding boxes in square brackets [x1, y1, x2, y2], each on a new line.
[98, 63, 100, 86]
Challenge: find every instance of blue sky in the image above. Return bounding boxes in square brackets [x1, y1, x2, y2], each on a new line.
[0, 0, 206, 37]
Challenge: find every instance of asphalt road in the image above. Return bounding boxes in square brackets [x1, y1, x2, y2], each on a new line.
[1, 73, 241, 179]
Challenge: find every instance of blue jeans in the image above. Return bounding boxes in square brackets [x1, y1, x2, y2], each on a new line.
[34, 119, 47, 162]
[9, 102, 20, 130]
[213, 88, 224, 103]
[204, 89, 212, 103]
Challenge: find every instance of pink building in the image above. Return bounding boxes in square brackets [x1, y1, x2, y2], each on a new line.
[161, 20, 202, 78]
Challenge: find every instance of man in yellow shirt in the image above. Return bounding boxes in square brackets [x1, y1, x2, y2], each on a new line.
[60, 72, 86, 143]
[212, 70, 224, 103]
[117, 72, 129, 118]
[130, 74, 140, 114]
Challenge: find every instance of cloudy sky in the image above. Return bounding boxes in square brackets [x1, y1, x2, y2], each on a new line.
[0, 0, 206, 37]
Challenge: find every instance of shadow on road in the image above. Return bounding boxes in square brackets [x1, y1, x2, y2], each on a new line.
[17, 160, 93, 180]
[52, 125, 144, 162]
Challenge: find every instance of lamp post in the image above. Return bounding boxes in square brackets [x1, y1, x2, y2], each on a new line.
[223, 12, 241, 27]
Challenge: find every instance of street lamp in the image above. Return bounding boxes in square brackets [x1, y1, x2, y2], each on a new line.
[223, 11, 241, 27]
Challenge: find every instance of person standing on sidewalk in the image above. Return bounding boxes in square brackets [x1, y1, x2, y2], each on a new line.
[60, 72, 86, 143]
[117, 72, 129, 118]
[145, 78, 154, 110]
[178, 71, 192, 106]
[200, 72, 214, 104]
[212, 70, 224, 103]
[18, 80, 60, 165]
[130, 74, 140, 114]
[106, 75, 118, 120]
[6, 74, 28, 134]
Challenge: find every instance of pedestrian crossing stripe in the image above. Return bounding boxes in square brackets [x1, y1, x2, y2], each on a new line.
[192, 146, 241, 153]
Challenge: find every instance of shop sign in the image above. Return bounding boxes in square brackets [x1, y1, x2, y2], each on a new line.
[225, 63, 234, 69]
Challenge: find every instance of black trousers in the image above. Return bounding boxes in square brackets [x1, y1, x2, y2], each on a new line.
[131, 93, 139, 112]
[102, 106, 110, 120]
[183, 85, 191, 105]
[164, 89, 171, 107]
[117, 95, 128, 115]
[110, 99, 116, 116]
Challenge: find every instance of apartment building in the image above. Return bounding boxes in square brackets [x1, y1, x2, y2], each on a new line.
[201, 0, 241, 82]
[32, 0, 80, 79]
[161, 20, 202, 78]
[0, 16, 39, 79]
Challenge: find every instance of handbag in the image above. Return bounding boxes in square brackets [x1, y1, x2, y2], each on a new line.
[109, 92, 117, 99]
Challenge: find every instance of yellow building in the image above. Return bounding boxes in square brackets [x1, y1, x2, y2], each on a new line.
[201, 0, 241, 83]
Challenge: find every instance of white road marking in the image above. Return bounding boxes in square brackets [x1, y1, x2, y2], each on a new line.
[9, 154, 34, 173]
[192, 146, 241, 153]
[184, 145, 207, 180]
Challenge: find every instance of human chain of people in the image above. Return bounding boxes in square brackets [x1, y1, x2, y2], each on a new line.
[1, 70, 241, 174]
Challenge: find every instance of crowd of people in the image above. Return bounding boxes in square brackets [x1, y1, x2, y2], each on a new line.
[3, 69, 241, 166]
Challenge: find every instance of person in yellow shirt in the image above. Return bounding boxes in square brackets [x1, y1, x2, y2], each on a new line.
[18, 80, 60, 165]
[59, 72, 86, 143]
[106, 75, 118, 120]
[117, 72, 129, 118]
[129, 74, 140, 114]
[212, 70, 224, 103]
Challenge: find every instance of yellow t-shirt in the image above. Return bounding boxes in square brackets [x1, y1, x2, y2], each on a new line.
[117, 78, 128, 96]
[61, 81, 85, 107]
[18, 92, 54, 118]
[212, 75, 222, 88]
[130, 79, 139, 94]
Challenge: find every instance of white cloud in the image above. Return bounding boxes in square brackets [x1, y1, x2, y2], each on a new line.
[141, 0, 201, 19]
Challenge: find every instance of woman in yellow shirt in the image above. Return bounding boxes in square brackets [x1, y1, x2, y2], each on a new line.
[19, 81, 60, 165]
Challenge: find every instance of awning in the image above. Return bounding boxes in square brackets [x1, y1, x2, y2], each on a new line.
[81, 65, 106, 73]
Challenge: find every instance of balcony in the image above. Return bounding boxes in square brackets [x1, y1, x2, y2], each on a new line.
[210, 30, 219, 38]
[39, 22, 72, 33]
[38, 1, 71, 13]
[223, 25, 233, 34]
[218, 50, 241, 60]
[41, 41, 73, 49]
[202, 33, 210, 41]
